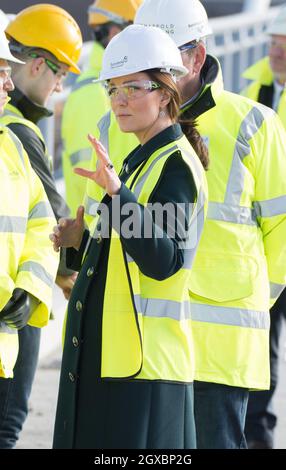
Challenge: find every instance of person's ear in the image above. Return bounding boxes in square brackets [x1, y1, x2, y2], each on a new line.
[30, 57, 45, 77]
[160, 90, 171, 108]
[192, 43, 206, 75]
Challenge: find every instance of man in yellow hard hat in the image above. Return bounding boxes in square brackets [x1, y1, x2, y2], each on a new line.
[61, 0, 143, 217]
[0, 18, 59, 448]
[0, 4, 82, 448]
[241, 6, 286, 449]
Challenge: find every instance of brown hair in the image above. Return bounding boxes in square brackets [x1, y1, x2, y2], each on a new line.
[147, 69, 209, 170]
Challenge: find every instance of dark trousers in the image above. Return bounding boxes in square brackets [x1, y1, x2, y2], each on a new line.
[194, 381, 249, 449]
[0, 325, 41, 448]
[245, 289, 286, 448]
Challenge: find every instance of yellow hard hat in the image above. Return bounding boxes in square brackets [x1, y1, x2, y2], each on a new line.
[5, 4, 82, 74]
[88, 0, 143, 26]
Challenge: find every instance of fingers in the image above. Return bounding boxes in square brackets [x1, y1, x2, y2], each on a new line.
[87, 134, 110, 166]
[74, 167, 97, 180]
[76, 205, 85, 225]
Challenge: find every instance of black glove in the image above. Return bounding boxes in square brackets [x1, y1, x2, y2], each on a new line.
[0, 289, 31, 330]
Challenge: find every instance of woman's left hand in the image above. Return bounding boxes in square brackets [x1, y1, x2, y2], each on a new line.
[74, 134, 121, 197]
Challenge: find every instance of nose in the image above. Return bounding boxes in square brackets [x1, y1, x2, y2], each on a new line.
[4, 76, 14, 92]
[55, 79, 64, 93]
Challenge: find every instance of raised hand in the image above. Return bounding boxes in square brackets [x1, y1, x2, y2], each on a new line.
[50, 205, 85, 252]
[74, 134, 121, 197]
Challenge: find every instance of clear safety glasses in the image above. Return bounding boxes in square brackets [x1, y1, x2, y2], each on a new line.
[106, 80, 161, 101]
[29, 52, 68, 79]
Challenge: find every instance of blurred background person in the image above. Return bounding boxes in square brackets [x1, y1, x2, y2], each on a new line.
[62, 0, 143, 217]
[241, 5, 286, 449]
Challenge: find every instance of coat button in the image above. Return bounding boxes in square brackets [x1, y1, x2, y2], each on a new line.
[96, 235, 102, 244]
[87, 267, 94, 277]
[76, 300, 82, 312]
[69, 372, 75, 382]
[72, 336, 79, 347]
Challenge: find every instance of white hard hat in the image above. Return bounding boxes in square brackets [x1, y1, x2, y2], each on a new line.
[266, 5, 286, 36]
[0, 10, 24, 63]
[97, 24, 188, 81]
[135, 0, 212, 47]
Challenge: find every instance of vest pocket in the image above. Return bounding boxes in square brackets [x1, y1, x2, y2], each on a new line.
[189, 253, 258, 302]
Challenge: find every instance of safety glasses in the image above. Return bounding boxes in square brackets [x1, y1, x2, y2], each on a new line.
[106, 80, 161, 101]
[29, 53, 67, 79]
[179, 41, 200, 54]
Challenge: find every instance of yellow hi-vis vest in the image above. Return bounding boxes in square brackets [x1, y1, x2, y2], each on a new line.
[0, 125, 59, 378]
[187, 58, 286, 390]
[91, 136, 207, 381]
[241, 56, 286, 129]
[1, 103, 53, 171]
[61, 42, 110, 216]
[84, 110, 139, 228]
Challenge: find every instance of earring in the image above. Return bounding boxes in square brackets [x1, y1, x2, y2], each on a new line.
[159, 109, 166, 118]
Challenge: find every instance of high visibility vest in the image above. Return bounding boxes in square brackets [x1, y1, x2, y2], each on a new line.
[97, 135, 207, 381]
[1, 103, 53, 171]
[187, 57, 286, 390]
[241, 56, 286, 129]
[84, 110, 139, 228]
[0, 125, 59, 378]
[61, 42, 110, 216]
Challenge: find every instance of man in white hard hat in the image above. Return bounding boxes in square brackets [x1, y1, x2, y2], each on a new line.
[0, 24, 58, 446]
[83, 0, 286, 448]
[241, 5, 286, 449]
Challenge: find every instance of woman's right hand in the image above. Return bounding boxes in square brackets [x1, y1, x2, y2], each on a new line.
[50, 206, 85, 252]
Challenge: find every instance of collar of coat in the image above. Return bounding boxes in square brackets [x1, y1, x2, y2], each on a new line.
[8, 87, 53, 124]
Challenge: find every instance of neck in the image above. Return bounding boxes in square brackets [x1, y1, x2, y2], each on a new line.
[135, 117, 174, 146]
[181, 73, 202, 103]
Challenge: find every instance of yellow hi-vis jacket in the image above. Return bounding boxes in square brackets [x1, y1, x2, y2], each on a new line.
[0, 125, 59, 378]
[88, 136, 207, 381]
[84, 55, 286, 390]
[1, 103, 53, 170]
[61, 42, 110, 216]
[241, 56, 286, 129]
[186, 56, 286, 390]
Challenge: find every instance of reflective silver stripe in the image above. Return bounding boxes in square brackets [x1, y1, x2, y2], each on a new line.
[270, 282, 285, 299]
[225, 107, 266, 205]
[72, 77, 96, 92]
[207, 202, 257, 225]
[19, 261, 54, 288]
[253, 196, 286, 218]
[191, 303, 270, 329]
[29, 202, 53, 220]
[134, 295, 191, 321]
[85, 196, 100, 216]
[126, 253, 134, 264]
[0, 216, 27, 233]
[132, 145, 178, 199]
[0, 322, 18, 334]
[3, 109, 20, 118]
[70, 148, 92, 166]
[98, 111, 111, 155]
[88, 6, 126, 24]
[7, 129, 25, 166]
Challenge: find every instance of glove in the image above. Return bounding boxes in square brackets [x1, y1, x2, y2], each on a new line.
[0, 288, 31, 330]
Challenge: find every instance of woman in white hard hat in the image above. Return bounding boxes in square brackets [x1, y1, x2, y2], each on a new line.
[51, 24, 208, 449]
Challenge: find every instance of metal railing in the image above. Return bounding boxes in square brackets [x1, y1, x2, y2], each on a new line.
[41, 6, 280, 164]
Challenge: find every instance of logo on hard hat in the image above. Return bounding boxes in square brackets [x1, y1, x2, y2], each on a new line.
[110, 56, 128, 69]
